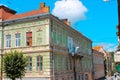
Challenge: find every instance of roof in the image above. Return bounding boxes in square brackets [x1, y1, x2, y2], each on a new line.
[0, 5, 16, 14]
[6, 10, 45, 20]
[93, 46, 103, 51]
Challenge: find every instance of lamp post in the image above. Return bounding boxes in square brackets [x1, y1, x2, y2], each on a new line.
[72, 46, 83, 80]
[72, 46, 79, 80]
[72, 54, 76, 80]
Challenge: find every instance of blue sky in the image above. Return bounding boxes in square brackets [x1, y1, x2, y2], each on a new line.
[0, 0, 118, 51]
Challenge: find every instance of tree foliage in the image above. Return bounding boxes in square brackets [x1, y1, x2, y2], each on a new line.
[117, 44, 120, 49]
[109, 52, 114, 62]
[3, 50, 27, 80]
[116, 63, 120, 72]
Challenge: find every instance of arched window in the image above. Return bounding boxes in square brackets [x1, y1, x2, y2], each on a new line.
[85, 74, 88, 80]
[36, 56, 43, 71]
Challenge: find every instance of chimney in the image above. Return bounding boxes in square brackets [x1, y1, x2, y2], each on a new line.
[62, 19, 71, 26]
[0, 5, 16, 20]
[40, 2, 50, 13]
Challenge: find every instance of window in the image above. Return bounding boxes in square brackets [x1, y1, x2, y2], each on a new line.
[36, 31, 42, 45]
[78, 75, 80, 80]
[70, 77, 73, 80]
[15, 33, 21, 47]
[6, 35, 11, 48]
[36, 56, 43, 71]
[68, 37, 73, 53]
[26, 32, 32, 46]
[85, 74, 88, 80]
[62, 78, 64, 80]
[81, 74, 84, 80]
[27, 57, 32, 71]
[66, 57, 69, 70]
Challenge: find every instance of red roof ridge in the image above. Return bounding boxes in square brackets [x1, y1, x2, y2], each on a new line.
[93, 46, 103, 51]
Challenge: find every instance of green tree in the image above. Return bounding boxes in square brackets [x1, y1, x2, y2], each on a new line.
[3, 50, 27, 80]
[117, 44, 120, 50]
[109, 52, 115, 75]
[109, 52, 114, 62]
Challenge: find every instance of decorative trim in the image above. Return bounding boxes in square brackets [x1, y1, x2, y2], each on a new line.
[2, 23, 49, 31]
[0, 44, 50, 50]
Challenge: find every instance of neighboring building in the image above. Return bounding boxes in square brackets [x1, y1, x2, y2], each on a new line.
[114, 44, 120, 63]
[93, 46, 109, 60]
[0, 3, 93, 80]
[114, 46, 120, 73]
[93, 46, 112, 76]
[114, 50, 120, 63]
[93, 49, 105, 80]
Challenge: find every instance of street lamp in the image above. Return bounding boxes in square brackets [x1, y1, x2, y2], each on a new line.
[72, 46, 79, 80]
[72, 46, 79, 56]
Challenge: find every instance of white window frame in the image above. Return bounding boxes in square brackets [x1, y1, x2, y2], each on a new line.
[6, 35, 11, 48]
[68, 37, 73, 53]
[15, 33, 21, 47]
[27, 57, 32, 71]
[36, 56, 43, 71]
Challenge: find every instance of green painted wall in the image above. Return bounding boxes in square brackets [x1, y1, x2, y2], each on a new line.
[50, 19, 92, 54]
[50, 18, 93, 74]
[24, 52, 51, 76]
[0, 18, 51, 77]
[3, 19, 49, 48]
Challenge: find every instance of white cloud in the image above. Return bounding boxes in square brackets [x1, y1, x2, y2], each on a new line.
[103, 0, 109, 2]
[52, 0, 88, 23]
[94, 42, 117, 52]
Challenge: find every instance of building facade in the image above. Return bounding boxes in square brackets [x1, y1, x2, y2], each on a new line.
[0, 3, 93, 80]
[114, 47, 120, 73]
[93, 46, 112, 77]
[93, 50, 105, 80]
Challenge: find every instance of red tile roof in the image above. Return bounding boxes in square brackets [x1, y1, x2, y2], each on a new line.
[6, 10, 46, 20]
[93, 46, 103, 51]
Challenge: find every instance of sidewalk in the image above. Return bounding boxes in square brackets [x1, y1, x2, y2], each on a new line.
[105, 76, 113, 80]
[105, 76, 120, 80]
